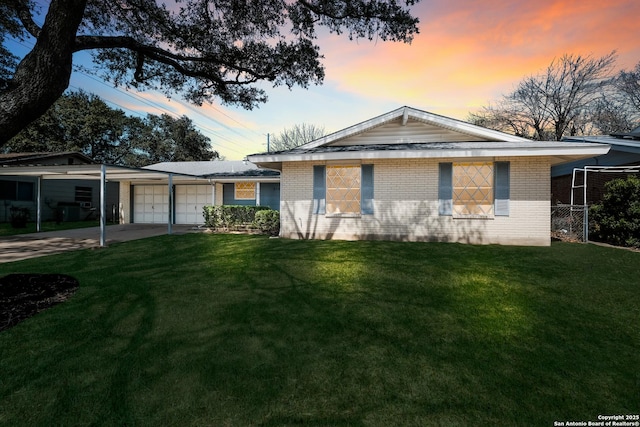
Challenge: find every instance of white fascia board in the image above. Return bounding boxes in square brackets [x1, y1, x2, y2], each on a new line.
[249, 145, 610, 164]
[415, 113, 530, 142]
[0, 164, 208, 182]
[301, 108, 405, 149]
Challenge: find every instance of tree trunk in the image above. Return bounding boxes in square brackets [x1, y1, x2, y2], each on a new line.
[0, 0, 87, 146]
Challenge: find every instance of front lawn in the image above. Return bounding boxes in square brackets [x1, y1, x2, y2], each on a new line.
[0, 235, 638, 426]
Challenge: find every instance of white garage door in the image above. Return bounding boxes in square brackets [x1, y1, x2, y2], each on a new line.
[133, 185, 169, 224]
[175, 185, 212, 224]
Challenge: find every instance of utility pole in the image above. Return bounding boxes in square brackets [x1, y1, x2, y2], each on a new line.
[267, 133, 270, 152]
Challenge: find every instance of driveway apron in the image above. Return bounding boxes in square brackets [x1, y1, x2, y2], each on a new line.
[0, 224, 196, 264]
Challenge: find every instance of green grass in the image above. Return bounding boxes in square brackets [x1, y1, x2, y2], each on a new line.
[0, 235, 638, 426]
[0, 220, 106, 237]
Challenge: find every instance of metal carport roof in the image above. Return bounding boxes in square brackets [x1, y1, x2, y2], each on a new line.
[0, 163, 209, 246]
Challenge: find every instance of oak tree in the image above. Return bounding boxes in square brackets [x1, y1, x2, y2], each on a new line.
[5, 90, 219, 166]
[0, 0, 420, 147]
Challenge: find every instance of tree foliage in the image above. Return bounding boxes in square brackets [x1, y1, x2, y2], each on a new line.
[0, 0, 421, 146]
[470, 53, 640, 140]
[616, 61, 640, 112]
[4, 90, 219, 166]
[269, 123, 326, 151]
[131, 113, 219, 166]
[590, 176, 640, 248]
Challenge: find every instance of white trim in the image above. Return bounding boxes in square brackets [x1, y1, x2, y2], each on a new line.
[299, 106, 530, 150]
[249, 145, 610, 165]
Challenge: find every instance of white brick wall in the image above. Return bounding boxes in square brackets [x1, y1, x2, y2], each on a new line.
[280, 157, 551, 246]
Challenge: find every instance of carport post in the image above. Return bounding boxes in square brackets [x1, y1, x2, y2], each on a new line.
[36, 176, 42, 232]
[168, 173, 173, 235]
[100, 164, 107, 247]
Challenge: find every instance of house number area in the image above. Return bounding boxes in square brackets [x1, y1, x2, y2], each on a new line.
[553, 415, 640, 427]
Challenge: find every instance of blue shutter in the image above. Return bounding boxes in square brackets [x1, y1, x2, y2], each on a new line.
[438, 163, 453, 216]
[494, 161, 510, 216]
[361, 164, 374, 215]
[313, 165, 326, 214]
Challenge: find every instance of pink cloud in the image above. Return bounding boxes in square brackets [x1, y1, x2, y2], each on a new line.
[316, 0, 639, 118]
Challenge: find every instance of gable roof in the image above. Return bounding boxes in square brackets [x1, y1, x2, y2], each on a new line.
[248, 106, 610, 169]
[300, 106, 530, 150]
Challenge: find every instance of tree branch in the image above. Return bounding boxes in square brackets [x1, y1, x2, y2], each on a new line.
[9, 0, 41, 38]
[75, 35, 279, 85]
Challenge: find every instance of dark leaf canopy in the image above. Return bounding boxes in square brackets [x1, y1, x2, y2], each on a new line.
[5, 90, 219, 167]
[75, 0, 420, 108]
[0, 0, 420, 145]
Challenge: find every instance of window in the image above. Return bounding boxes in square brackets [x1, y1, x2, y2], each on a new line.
[453, 162, 494, 217]
[75, 186, 92, 203]
[313, 165, 374, 216]
[439, 161, 510, 217]
[326, 165, 361, 215]
[0, 180, 34, 201]
[235, 182, 256, 200]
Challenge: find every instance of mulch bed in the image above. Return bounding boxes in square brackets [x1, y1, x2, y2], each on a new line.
[0, 274, 79, 332]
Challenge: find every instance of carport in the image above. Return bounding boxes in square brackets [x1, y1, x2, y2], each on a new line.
[0, 163, 209, 246]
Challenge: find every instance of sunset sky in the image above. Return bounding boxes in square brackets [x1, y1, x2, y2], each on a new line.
[7, 0, 640, 159]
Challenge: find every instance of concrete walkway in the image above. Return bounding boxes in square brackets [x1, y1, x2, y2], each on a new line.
[0, 224, 199, 264]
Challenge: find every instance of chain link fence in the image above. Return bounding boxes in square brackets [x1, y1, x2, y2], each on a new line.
[551, 204, 588, 242]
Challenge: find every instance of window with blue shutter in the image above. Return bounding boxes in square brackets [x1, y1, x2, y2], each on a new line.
[438, 163, 453, 216]
[494, 161, 510, 216]
[312, 165, 326, 214]
[361, 164, 374, 215]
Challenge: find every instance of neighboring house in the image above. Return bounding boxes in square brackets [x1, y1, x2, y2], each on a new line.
[248, 106, 609, 246]
[551, 126, 640, 205]
[118, 161, 280, 225]
[0, 152, 119, 223]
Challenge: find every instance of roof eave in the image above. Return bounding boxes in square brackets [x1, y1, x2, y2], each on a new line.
[248, 145, 610, 166]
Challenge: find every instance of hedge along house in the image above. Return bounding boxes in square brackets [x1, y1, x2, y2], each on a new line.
[248, 106, 610, 246]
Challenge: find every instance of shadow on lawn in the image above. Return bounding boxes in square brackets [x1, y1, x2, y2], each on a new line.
[16, 236, 637, 425]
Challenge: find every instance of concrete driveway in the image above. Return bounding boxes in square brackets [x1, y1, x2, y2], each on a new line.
[0, 224, 198, 264]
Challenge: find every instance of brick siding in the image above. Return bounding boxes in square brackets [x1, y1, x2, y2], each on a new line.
[280, 157, 551, 246]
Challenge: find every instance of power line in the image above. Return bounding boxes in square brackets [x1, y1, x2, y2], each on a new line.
[72, 73, 250, 153]
[5, 36, 262, 158]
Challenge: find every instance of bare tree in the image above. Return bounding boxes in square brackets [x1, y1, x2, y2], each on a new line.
[588, 93, 637, 135]
[616, 61, 640, 111]
[544, 52, 617, 140]
[269, 123, 326, 151]
[473, 52, 622, 140]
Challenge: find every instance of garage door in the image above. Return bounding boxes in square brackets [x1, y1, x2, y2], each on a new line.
[133, 185, 169, 223]
[175, 185, 212, 224]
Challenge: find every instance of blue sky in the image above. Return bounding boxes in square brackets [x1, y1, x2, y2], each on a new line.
[6, 0, 640, 159]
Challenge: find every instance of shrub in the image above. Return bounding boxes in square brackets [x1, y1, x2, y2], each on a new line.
[253, 209, 280, 236]
[590, 175, 640, 248]
[202, 205, 271, 231]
